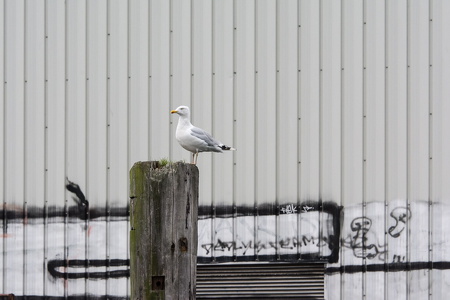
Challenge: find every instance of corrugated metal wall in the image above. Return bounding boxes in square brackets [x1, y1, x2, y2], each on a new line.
[196, 263, 326, 298]
[1, 0, 450, 299]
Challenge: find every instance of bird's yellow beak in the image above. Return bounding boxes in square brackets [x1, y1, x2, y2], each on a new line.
[170, 110, 178, 114]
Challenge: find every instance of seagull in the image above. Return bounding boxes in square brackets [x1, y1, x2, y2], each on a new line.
[170, 106, 236, 165]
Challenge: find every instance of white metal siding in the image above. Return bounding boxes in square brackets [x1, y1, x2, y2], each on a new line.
[0, 1, 450, 300]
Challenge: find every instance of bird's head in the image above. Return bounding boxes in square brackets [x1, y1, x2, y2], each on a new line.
[170, 106, 190, 117]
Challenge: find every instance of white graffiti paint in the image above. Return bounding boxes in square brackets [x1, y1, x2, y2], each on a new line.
[0, 220, 129, 298]
[302, 205, 315, 213]
[3, 200, 450, 299]
[280, 204, 298, 214]
[198, 210, 336, 261]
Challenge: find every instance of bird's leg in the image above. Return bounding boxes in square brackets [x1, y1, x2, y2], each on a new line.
[194, 151, 199, 165]
[191, 153, 195, 164]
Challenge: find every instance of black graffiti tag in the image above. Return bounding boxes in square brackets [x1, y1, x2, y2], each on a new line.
[349, 217, 379, 259]
[388, 207, 411, 238]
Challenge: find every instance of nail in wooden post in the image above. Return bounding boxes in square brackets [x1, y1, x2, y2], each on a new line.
[130, 161, 199, 300]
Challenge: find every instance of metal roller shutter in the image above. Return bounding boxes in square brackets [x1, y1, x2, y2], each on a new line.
[196, 263, 325, 299]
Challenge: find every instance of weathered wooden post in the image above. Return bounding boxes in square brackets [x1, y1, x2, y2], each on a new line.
[130, 161, 199, 300]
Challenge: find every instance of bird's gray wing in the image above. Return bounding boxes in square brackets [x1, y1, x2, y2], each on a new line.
[190, 127, 220, 148]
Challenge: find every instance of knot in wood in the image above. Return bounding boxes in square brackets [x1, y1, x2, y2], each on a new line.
[179, 237, 188, 252]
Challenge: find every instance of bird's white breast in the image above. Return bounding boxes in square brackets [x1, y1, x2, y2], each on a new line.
[176, 125, 205, 153]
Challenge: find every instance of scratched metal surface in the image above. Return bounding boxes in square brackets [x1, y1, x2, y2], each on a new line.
[1, 0, 450, 300]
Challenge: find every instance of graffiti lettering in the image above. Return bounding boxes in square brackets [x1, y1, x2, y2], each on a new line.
[214, 239, 234, 252]
[280, 204, 297, 214]
[201, 235, 332, 256]
[280, 238, 295, 249]
[198, 202, 341, 263]
[241, 241, 252, 255]
[201, 243, 213, 255]
[342, 216, 386, 260]
[341, 204, 417, 263]
[302, 205, 314, 213]
[392, 255, 406, 263]
[350, 217, 377, 259]
[389, 207, 411, 238]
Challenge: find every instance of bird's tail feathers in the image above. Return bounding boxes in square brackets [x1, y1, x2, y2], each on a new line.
[219, 145, 236, 151]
